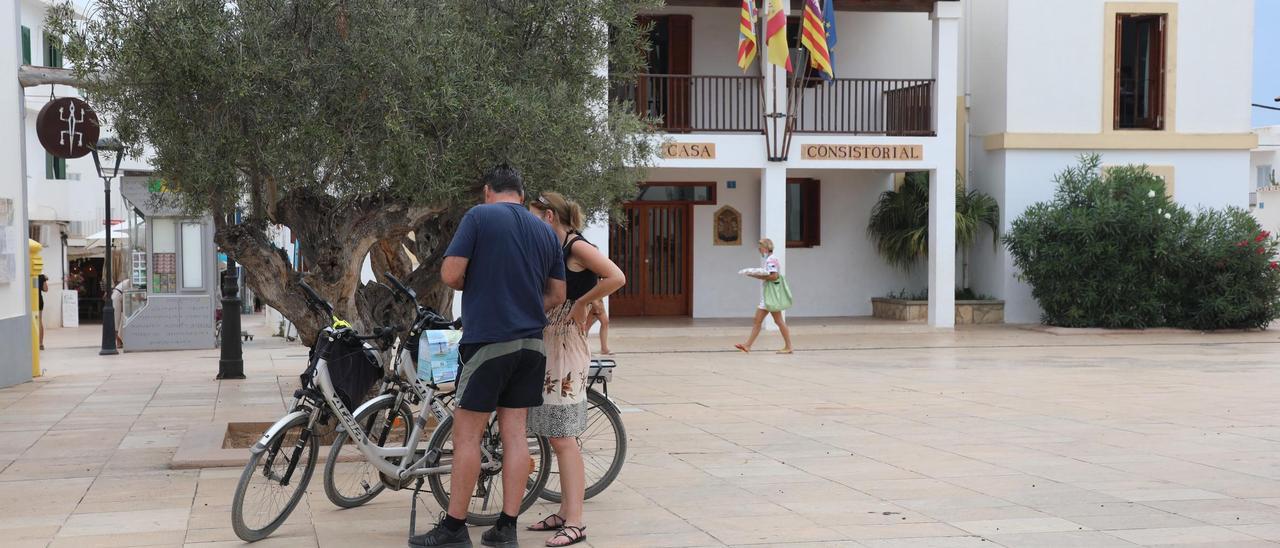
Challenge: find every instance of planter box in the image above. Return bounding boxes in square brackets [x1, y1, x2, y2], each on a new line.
[871, 298, 1005, 324]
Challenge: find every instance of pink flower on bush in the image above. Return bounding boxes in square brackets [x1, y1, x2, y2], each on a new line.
[1258, 247, 1267, 254]
[1271, 261, 1278, 270]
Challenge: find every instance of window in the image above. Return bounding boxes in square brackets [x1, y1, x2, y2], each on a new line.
[181, 223, 204, 289]
[21, 26, 30, 65]
[786, 178, 820, 248]
[152, 218, 177, 293]
[1261, 165, 1275, 189]
[45, 153, 66, 180]
[1115, 14, 1167, 129]
[633, 183, 715, 204]
[43, 32, 62, 68]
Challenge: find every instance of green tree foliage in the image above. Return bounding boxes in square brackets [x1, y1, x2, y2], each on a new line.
[1004, 155, 1280, 329]
[865, 171, 999, 287]
[48, 0, 660, 340]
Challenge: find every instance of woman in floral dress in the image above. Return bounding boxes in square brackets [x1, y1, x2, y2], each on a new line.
[527, 192, 626, 546]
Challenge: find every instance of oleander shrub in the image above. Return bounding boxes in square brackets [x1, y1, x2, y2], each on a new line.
[1003, 155, 1280, 330]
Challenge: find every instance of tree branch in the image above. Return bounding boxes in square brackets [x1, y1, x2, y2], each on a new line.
[18, 65, 98, 88]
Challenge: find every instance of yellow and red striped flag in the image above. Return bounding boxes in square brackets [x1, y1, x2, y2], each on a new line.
[737, 0, 758, 71]
[801, 0, 834, 79]
[764, 0, 791, 72]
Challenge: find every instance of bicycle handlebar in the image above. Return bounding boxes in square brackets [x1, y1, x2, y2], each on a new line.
[383, 272, 418, 303]
[298, 279, 334, 317]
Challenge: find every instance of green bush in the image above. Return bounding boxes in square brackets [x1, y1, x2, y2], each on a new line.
[1004, 155, 1280, 330]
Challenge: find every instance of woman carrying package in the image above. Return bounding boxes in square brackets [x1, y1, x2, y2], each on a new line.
[736, 238, 794, 354]
[527, 192, 626, 546]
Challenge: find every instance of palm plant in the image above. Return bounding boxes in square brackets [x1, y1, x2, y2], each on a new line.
[867, 171, 1000, 289]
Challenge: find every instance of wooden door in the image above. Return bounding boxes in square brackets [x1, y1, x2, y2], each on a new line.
[609, 204, 691, 316]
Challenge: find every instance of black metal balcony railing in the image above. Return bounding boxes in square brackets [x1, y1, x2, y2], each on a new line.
[792, 78, 934, 136]
[612, 74, 935, 136]
[613, 74, 765, 133]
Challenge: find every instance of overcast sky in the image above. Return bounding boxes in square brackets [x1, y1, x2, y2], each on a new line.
[1255, 0, 1280, 127]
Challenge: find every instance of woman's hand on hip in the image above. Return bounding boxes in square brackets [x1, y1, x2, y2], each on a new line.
[569, 301, 590, 334]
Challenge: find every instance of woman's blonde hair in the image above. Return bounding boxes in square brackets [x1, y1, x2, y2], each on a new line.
[531, 191, 584, 231]
[759, 238, 775, 252]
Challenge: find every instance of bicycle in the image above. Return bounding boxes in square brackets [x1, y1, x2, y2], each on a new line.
[322, 273, 627, 508]
[230, 279, 552, 542]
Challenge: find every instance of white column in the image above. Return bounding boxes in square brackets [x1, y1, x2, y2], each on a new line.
[760, 166, 786, 330]
[928, 1, 961, 328]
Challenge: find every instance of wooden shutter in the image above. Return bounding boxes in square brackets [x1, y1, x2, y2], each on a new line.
[21, 27, 30, 65]
[666, 14, 692, 131]
[1152, 15, 1166, 130]
[666, 15, 692, 75]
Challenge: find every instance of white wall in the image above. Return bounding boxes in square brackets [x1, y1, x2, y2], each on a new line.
[989, 0, 1254, 135]
[1174, 0, 1253, 133]
[1004, 0, 1101, 134]
[643, 167, 927, 318]
[786, 169, 927, 316]
[964, 0, 1008, 136]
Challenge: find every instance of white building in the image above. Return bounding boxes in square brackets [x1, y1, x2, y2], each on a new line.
[19, 0, 150, 330]
[1, 0, 34, 387]
[1249, 125, 1280, 233]
[600, 0, 1256, 326]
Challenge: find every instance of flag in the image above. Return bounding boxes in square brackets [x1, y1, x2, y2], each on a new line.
[764, 0, 791, 72]
[823, 0, 837, 74]
[737, 0, 758, 71]
[800, 0, 833, 80]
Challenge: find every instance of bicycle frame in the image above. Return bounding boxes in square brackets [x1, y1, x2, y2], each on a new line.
[312, 354, 510, 484]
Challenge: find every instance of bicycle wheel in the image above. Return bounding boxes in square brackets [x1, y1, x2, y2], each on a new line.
[323, 396, 413, 508]
[231, 412, 319, 542]
[426, 414, 552, 525]
[540, 388, 628, 503]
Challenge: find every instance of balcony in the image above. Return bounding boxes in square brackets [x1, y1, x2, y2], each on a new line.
[614, 74, 935, 136]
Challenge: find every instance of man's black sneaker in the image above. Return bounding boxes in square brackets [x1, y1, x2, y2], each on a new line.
[408, 520, 472, 548]
[480, 521, 518, 548]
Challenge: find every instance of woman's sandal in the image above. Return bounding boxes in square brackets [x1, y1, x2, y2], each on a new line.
[546, 525, 587, 547]
[734, 344, 751, 353]
[527, 513, 566, 532]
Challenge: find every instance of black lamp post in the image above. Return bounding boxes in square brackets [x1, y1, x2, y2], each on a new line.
[217, 215, 245, 380]
[90, 137, 124, 356]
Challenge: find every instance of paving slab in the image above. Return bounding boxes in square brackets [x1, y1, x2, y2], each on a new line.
[6, 320, 1280, 546]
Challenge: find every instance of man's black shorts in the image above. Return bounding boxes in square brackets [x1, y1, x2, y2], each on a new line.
[456, 339, 546, 413]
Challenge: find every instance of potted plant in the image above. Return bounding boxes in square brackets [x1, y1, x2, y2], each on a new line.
[866, 172, 1004, 323]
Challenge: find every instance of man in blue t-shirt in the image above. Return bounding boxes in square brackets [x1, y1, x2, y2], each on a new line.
[409, 164, 565, 548]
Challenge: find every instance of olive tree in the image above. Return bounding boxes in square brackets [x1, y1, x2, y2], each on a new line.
[48, 0, 658, 342]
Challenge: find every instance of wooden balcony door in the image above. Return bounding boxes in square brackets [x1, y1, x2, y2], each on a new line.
[637, 14, 692, 131]
[609, 204, 692, 316]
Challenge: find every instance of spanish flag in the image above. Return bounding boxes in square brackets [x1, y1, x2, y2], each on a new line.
[764, 0, 791, 72]
[801, 0, 834, 80]
[737, 0, 757, 71]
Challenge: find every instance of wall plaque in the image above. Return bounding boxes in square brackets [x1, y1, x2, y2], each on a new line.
[660, 142, 716, 159]
[713, 206, 741, 246]
[801, 144, 923, 161]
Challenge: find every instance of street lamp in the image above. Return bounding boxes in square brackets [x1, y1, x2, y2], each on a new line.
[90, 136, 124, 356]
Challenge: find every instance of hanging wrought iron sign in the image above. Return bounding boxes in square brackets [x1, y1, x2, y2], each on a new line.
[36, 97, 100, 159]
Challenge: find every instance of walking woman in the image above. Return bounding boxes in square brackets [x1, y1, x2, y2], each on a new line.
[735, 238, 794, 354]
[527, 192, 626, 546]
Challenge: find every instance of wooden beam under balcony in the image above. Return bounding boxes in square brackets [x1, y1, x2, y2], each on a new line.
[664, 0, 948, 12]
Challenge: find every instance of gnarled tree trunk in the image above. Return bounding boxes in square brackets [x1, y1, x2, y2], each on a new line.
[215, 187, 438, 346]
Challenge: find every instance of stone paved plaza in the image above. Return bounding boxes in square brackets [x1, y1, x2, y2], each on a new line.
[5, 320, 1280, 547]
